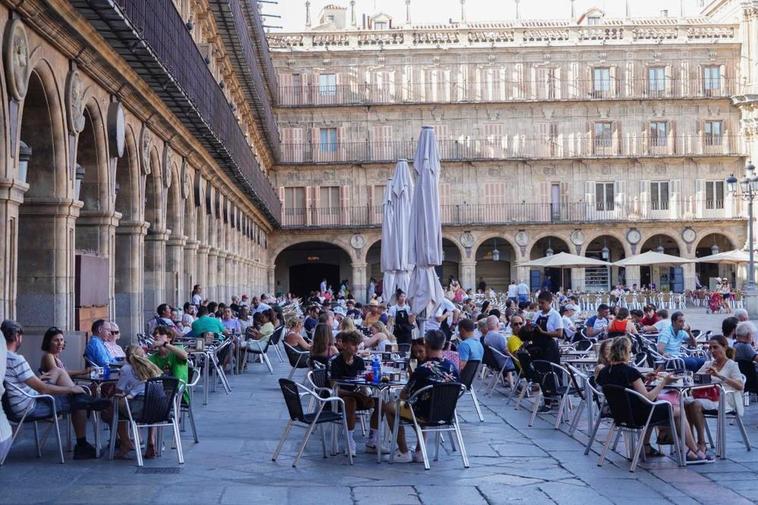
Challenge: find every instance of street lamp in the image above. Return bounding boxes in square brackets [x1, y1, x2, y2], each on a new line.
[602, 242, 611, 292]
[491, 238, 500, 262]
[18, 140, 31, 184]
[75, 164, 85, 201]
[727, 161, 758, 315]
[546, 238, 554, 257]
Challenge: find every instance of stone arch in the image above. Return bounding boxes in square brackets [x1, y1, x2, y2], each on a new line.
[77, 98, 110, 214]
[15, 63, 72, 329]
[584, 234, 626, 291]
[528, 235, 571, 292]
[115, 123, 140, 221]
[528, 234, 571, 259]
[271, 235, 358, 264]
[144, 148, 164, 233]
[582, 229, 632, 258]
[273, 240, 356, 298]
[441, 232, 466, 262]
[640, 233, 683, 256]
[143, 148, 166, 320]
[695, 232, 738, 288]
[474, 235, 518, 291]
[472, 232, 519, 256]
[640, 233, 684, 291]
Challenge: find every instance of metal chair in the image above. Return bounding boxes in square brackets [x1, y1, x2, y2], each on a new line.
[459, 360, 484, 422]
[599, 384, 682, 472]
[284, 342, 310, 379]
[123, 377, 184, 467]
[529, 360, 580, 429]
[272, 378, 352, 467]
[389, 382, 469, 470]
[689, 382, 751, 459]
[180, 366, 200, 443]
[245, 335, 274, 374]
[269, 325, 286, 363]
[0, 384, 67, 465]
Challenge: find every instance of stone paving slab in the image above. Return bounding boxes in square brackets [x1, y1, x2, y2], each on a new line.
[0, 310, 756, 505]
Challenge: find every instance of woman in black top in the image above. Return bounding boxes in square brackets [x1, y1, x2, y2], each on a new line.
[596, 337, 708, 461]
[329, 331, 376, 456]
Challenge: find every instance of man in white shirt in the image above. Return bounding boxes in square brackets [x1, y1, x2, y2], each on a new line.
[424, 297, 457, 335]
[517, 280, 530, 305]
[483, 315, 513, 370]
[507, 280, 518, 304]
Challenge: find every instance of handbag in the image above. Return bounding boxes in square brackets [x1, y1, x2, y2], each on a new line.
[692, 385, 720, 403]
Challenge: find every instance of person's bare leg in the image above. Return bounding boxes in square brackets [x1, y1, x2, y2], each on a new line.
[71, 410, 87, 439]
[47, 367, 76, 388]
[685, 402, 706, 450]
[383, 409, 407, 453]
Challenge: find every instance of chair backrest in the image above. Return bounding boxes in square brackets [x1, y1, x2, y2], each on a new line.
[515, 349, 537, 381]
[423, 382, 464, 425]
[481, 344, 499, 370]
[278, 378, 305, 422]
[1, 389, 18, 422]
[574, 339, 593, 351]
[269, 325, 285, 346]
[284, 342, 310, 368]
[136, 377, 180, 424]
[532, 360, 561, 396]
[308, 368, 329, 390]
[737, 360, 758, 393]
[459, 360, 480, 389]
[601, 384, 657, 428]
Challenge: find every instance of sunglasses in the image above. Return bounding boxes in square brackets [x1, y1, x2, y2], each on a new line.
[511, 322, 524, 326]
[111, 331, 120, 335]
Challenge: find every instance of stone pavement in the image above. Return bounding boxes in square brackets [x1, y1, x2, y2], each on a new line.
[0, 309, 757, 505]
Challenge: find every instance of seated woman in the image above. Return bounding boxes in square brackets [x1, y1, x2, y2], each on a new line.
[40, 327, 91, 378]
[328, 330, 376, 456]
[245, 310, 275, 345]
[684, 335, 744, 454]
[593, 338, 613, 380]
[363, 322, 396, 352]
[339, 316, 356, 333]
[283, 316, 311, 351]
[309, 323, 338, 369]
[596, 336, 709, 461]
[114, 345, 164, 459]
[409, 338, 427, 369]
[607, 307, 636, 338]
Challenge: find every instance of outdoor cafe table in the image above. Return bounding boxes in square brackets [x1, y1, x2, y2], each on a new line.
[333, 374, 408, 463]
[75, 370, 120, 457]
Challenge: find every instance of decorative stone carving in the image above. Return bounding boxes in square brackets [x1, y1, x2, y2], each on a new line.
[4, 19, 31, 101]
[107, 101, 125, 158]
[515, 230, 529, 247]
[350, 233, 366, 250]
[181, 160, 191, 200]
[626, 228, 642, 245]
[140, 124, 152, 175]
[682, 227, 697, 244]
[162, 144, 173, 188]
[459, 231, 474, 249]
[570, 229, 585, 246]
[65, 69, 86, 134]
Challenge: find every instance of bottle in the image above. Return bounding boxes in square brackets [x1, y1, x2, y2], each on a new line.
[103, 363, 111, 380]
[372, 355, 381, 384]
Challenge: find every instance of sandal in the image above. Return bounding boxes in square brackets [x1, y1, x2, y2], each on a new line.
[143, 445, 156, 459]
[644, 445, 664, 458]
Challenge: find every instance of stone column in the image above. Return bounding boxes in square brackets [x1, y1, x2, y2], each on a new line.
[217, 252, 228, 303]
[517, 266, 531, 290]
[144, 228, 169, 322]
[196, 244, 209, 300]
[183, 239, 199, 303]
[207, 247, 219, 302]
[352, 262, 368, 303]
[0, 178, 27, 321]
[267, 265, 275, 296]
[165, 235, 187, 305]
[683, 262, 697, 291]
[460, 259, 476, 291]
[115, 221, 148, 341]
[75, 211, 119, 319]
[625, 266, 641, 290]
[570, 268, 586, 292]
[17, 197, 81, 332]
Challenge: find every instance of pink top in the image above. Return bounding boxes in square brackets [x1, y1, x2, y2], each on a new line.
[104, 340, 125, 359]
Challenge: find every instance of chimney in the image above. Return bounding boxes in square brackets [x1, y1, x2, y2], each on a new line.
[660, 9, 668, 17]
[515, 0, 520, 20]
[625, 0, 630, 18]
[460, 0, 466, 25]
[570, 0, 575, 20]
[305, 0, 311, 28]
[405, 0, 411, 26]
[350, 0, 357, 27]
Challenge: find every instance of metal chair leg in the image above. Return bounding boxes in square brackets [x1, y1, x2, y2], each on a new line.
[528, 391, 542, 427]
[584, 412, 604, 455]
[131, 422, 144, 467]
[172, 418, 185, 464]
[414, 423, 430, 470]
[598, 422, 616, 467]
[569, 400, 585, 437]
[33, 422, 41, 458]
[53, 415, 64, 464]
[735, 414, 752, 452]
[320, 425, 328, 458]
[293, 420, 319, 468]
[453, 414, 470, 468]
[630, 427, 647, 472]
[470, 387, 485, 422]
[342, 416, 353, 465]
[272, 420, 293, 461]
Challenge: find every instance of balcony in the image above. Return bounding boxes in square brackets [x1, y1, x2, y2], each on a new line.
[280, 200, 742, 229]
[72, 0, 281, 224]
[276, 77, 736, 107]
[279, 135, 743, 164]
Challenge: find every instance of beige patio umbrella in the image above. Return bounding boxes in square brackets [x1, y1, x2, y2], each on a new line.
[520, 252, 611, 268]
[695, 249, 751, 265]
[613, 251, 692, 267]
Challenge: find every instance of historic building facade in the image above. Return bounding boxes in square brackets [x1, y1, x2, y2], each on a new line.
[0, 0, 281, 339]
[267, 0, 758, 299]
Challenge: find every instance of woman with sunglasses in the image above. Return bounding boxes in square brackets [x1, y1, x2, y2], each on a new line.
[684, 335, 744, 455]
[40, 327, 92, 378]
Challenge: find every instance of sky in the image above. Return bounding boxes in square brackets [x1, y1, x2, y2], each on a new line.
[266, 0, 711, 32]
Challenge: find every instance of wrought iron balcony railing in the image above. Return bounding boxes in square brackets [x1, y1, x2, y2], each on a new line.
[279, 135, 743, 164]
[280, 200, 742, 229]
[73, 0, 281, 224]
[276, 77, 736, 107]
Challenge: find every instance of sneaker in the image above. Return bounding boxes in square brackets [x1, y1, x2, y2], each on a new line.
[73, 442, 97, 460]
[412, 450, 426, 463]
[365, 440, 391, 454]
[347, 437, 357, 457]
[386, 449, 412, 463]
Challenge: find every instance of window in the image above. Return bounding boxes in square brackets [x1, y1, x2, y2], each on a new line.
[320, 186, 341, 213]
[374, 21, 387, 29]
[704, 120, 723, 146]
[650, 181, 670, 211]
[592, 67, 610, 97]
[319, 128, 337, 152]
[546, 68, 557, 99]
[649, 121, 668, 147]
[587, 15, 602, 25]
[648, 67, 665, 96]
[318, 73, 336, 96]
[594, 122, 612, 149]
[283, 187, 306, 212]
[595, 182, 615, 211]
[703, 66, 721, 95]
[706, 180, 724, 209]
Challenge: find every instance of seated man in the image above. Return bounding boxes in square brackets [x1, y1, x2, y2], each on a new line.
[457, 319, 483, 370]
[148, 303, 182, 339]
[3, 320, 107, 459]
[484, 315, 514, 371]
[656, 311, 704, 372]
[734, 321, 758, 367]
[85, 319, 117, 367]
[585, 304, 610, 339]
[191, 305, 228, 339]
[381, 330, 459, 463]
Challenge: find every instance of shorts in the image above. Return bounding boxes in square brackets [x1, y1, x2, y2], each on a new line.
[29, 395, 71, 418]
[119, 396, 144, 420]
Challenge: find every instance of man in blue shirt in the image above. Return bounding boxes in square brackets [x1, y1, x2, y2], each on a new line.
[656, 311, 703, 372]
[85, 319, 117, 367]
[457, 318, 483, 370]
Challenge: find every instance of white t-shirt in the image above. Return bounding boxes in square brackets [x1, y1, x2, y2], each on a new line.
[517, 282, 529, 295]
[388, 303, 411, 318]
[117, 364, 146, 397]
[253, 302, 272, 314]
[0, 339, 11, 442]
[532, 309, 564, 332]
[562, 316, 576, 339]
[507, 284, 518, 298]
[191, 294, 202, 306]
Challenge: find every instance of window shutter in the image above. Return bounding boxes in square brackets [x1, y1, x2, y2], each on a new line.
[615, 180, 626, 215]
[554, 66, 562, 99]
[639, 180, 650, 218]
[665, 64, 673, 95]
[338, 126, 347, 161]
[311, 127, 321, 161]
[695, 179, 705, 218]
[584, 181, 596, 206]
[278, 187, 285, 205]
[670, 178, 681, 218]
[608, 66, 618, 97]
[439, 182, 451, 223]
[668, 120, 676, 155]
[435, 124, 449, 159]
[613, 121, 622, 155]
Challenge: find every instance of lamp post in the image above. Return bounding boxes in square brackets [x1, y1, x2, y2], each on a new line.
[727, 161, 758, 315]
[18, 140, 31, 184]
[602, 243, 610, 291]
[491, 238, 500, 262]
[75, 164, 85, 201]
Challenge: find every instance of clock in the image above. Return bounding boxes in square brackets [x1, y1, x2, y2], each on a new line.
[515, 231, 529, 247]
[107, 101, 125, 158]
[626, 228, 641, 245]
[570, 230, 585, 246]
[682, 227, 697, 244]
[350, 234, 366, 250]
